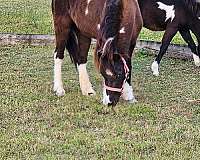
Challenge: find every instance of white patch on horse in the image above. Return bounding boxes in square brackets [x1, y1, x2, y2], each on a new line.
[53, 53, 65, 96]
[151, 61, 159, 76]
[193, 54, 200, 66]
[85, 0, 92, 15]
[119, 27, 125, 34]
[97, 24, 100, 30]
[102, 37, 114, 54]
[198, 17, 200, 20]
[122, 82, 137, 103]
[78, 63, 96, 95]
[157, 2, 175, 22]
[102, 85, 111, 105]
[105, 69, 113, 77]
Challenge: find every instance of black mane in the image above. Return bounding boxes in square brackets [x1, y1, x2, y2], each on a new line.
[100, 0, 122, 40]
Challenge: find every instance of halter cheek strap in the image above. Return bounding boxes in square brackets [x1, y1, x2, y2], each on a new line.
[104, 56, 129, 93]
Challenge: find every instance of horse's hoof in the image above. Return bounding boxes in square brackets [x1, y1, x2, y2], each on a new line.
[54, 88, 65, 96]
[194, 61, 200, 67]
[128, 98, 138, 103]
[88, 92, 96, 96]
[151, 61, 159, 76]
[87, 90, 96, 96]
[152, 71, 159, 76]
[82, 88, 96, 96]
[193, 54, 200, 66]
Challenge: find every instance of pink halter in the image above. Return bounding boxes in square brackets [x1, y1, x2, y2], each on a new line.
[104, 56, 129, 93]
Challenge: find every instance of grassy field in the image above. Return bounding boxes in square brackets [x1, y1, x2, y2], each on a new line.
[0, 0, 190, 44]
[0, 0, 200, 159]
[0, 45, 200, 159]
[0, 0, 52, 34]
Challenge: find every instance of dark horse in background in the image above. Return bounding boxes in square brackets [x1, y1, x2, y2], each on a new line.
[52, 0, 142, 106]
[138, 0, 200, 76]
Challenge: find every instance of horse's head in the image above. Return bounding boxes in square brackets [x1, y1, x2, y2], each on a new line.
[96, 37, 129, 106]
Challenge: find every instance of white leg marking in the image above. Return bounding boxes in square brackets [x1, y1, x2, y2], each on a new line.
[157, 2, 175, 22]
[53, 53, 65, 96]
[78, 63, 96, 96]
[119, 27, 125, 34]
[102, 85, 111, 105]
[85, 0, 92, 15]
[151, 61, 159, 76]
[122, 82, 137, 103]
[193, 54, 200, 66]
[97, 24, 100, 30]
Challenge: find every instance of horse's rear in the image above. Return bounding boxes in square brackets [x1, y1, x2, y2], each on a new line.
[95, 0, 142, 106]
[138, 0, 200, 76]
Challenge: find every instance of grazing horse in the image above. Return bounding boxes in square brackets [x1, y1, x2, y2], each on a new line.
[52, 0, 142, 106]
[138, 0, 200, 76]
[95, 0, 142, 106]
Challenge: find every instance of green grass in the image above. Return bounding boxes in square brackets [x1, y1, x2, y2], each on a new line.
[0, 0, 200, 158]
[0, 45, 200, 159]
[0, 0, 192, 44]
[0, 0, 52, 34]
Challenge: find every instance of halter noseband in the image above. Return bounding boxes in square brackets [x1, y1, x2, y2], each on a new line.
[104, 56, 129, 93]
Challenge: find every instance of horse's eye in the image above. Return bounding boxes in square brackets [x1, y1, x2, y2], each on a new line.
[117, 73, 122, 78]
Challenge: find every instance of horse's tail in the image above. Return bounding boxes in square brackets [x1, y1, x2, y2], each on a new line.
[184, 0, 200, 17]
[95, 0, 122, 68]
[65, 25, 79, 68]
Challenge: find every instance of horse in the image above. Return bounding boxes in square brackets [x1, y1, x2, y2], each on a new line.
[95, 0, 143, 106]
[138, 0, 200, 76]
[52, 0, 142, 106]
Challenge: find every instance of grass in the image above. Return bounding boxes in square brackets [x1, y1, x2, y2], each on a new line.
[0, 45, 200, 159]
[0, 0, 52, 34]
[0, 0, 193, 45]
[0, 0, 200, 158]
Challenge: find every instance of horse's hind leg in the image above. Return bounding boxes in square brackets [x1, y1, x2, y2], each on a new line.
[77, 34, 96, 96]
[179, 29, 200, 66]
[151, 26, 178, 76]
[53, 15, 72, 96]
[196, 40, 200, 66]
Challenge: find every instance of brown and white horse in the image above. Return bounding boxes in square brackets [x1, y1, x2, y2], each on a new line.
[52, 0, 142, 106]
[139, 0, 200, 76]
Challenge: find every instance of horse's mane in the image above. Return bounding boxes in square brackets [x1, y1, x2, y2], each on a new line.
[184, 0, 200, 17]
[97, 0, 122, 61]
[100, 0, 122, 39]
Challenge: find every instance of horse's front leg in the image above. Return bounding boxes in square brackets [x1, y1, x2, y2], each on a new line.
[77, 34, 96, 96]
[122, 44, 137, 103]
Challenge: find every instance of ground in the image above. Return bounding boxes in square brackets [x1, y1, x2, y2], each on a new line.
[0, 45, 200, 159]
[0, 0, 200, 159]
